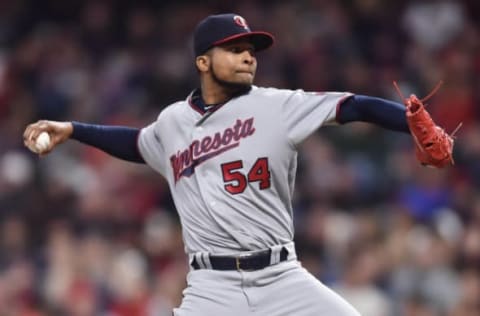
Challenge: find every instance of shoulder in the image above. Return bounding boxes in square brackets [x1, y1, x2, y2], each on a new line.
[250, 86, 336, 101]
[245, 86, 301, 106]
[250, 86, 295, 98]
[253, 86, 352, 97]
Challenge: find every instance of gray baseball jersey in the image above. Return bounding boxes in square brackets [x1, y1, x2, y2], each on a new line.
[138, 86, 352, 255]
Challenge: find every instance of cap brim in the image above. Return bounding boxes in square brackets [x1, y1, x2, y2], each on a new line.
[213, 31, 274, 52]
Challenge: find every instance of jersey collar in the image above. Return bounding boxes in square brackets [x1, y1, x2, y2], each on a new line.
[188, 89, 220, 115]
[187, 86, 253, 115]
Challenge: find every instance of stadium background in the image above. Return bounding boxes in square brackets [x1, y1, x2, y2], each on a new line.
[0, 0, 479, 315]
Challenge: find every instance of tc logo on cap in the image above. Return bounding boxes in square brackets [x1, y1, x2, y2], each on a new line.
[234, 15, 250, 31]
[193, 13, 273, 56]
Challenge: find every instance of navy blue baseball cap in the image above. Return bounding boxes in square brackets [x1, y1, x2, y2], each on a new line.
[193, 13, 274, 57]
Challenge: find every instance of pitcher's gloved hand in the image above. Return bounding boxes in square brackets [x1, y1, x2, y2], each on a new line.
[394, 82, 460, 168]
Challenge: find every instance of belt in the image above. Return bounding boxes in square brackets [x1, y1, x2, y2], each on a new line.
[191, 247, 289, 271]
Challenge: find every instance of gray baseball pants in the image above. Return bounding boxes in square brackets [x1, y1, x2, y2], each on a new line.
[173, 244, 361, 316]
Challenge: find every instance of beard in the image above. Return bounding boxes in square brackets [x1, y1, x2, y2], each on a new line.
[210, 64, 252, 96]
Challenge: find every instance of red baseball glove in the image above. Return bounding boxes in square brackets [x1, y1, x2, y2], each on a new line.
[394, 82, 460, 168]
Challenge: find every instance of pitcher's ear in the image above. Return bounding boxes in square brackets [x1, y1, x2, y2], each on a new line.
[196, 55, 210, 72]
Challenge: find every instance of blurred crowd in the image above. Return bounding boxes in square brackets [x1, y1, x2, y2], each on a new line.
[1, 0, 480, 315]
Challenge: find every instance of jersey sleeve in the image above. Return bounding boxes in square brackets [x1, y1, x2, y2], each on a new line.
[282, 90, 353, 145]
[137, 119, 167, 177]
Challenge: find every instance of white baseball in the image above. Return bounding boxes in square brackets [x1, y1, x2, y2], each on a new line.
[35, 132, 51, 153]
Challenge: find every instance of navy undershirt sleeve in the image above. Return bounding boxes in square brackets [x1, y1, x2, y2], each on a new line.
[337, 95, 410, 133]
[71, 122, 145, 163]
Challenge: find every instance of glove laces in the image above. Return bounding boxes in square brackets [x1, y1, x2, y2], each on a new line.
[392, 80, 462, 138]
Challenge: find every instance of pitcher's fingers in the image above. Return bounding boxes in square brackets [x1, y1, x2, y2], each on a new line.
[29, 128, 44, 144]
[23, 123, 36, 141]
[23, 125, 33, 147]
[24, 137, 34, 148]
[25, 128, 38, 143]
[26, 122, 45, 142]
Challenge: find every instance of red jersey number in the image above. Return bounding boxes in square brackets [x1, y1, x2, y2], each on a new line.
[221, 158, 271, 194]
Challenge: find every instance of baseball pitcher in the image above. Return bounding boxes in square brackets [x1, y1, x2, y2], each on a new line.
[24, 14, 455, 316]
